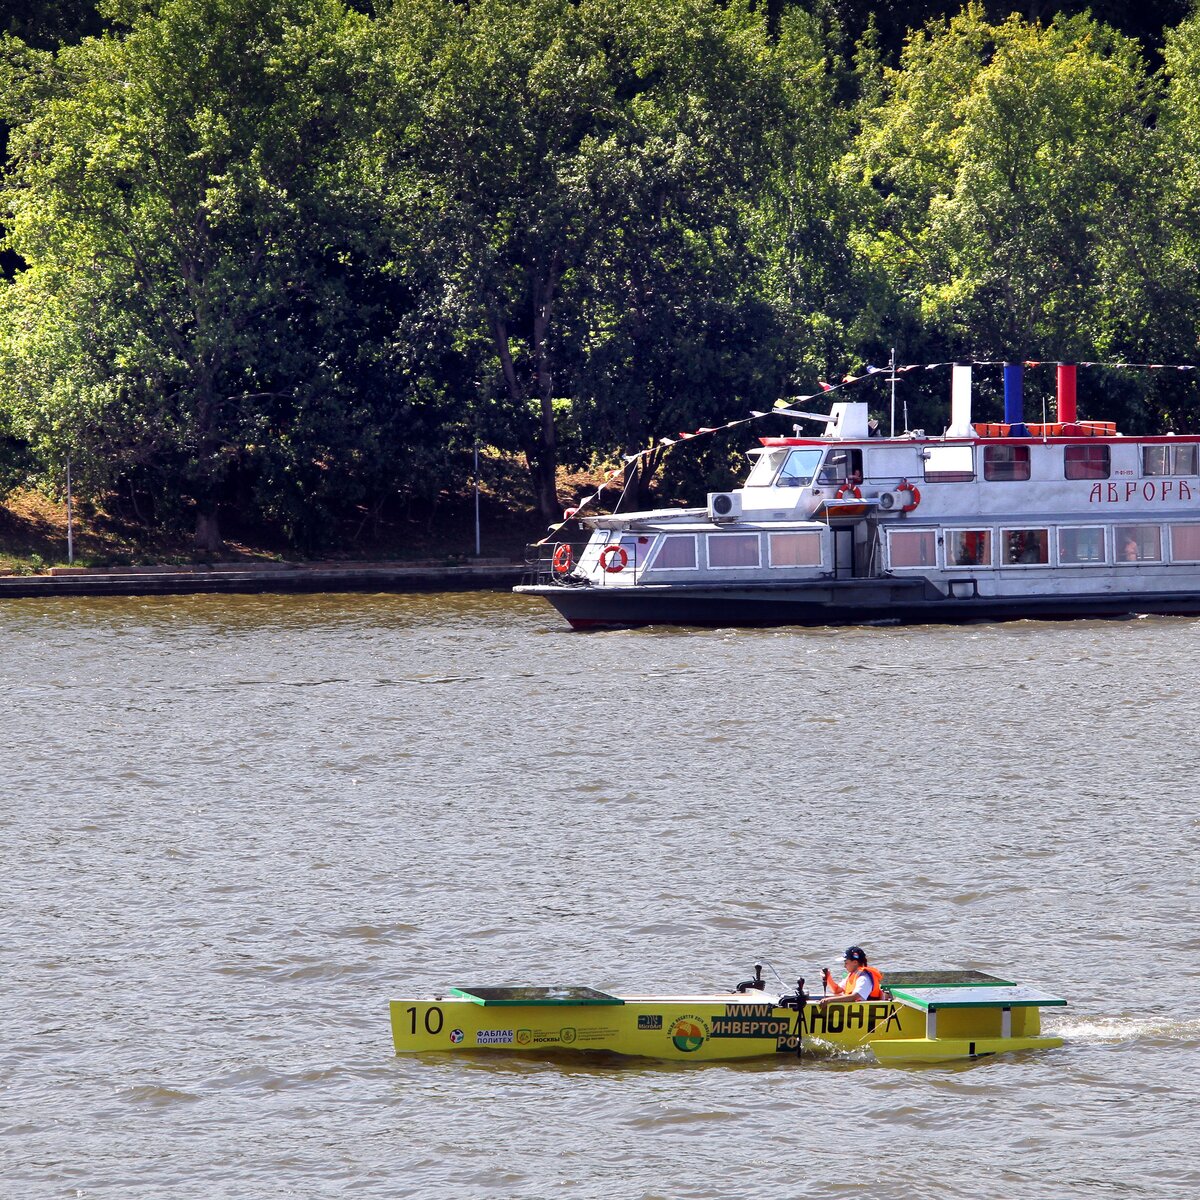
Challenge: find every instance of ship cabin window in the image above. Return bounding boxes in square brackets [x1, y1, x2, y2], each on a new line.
[1064, 444, 1110, 480]
[922, 445, 974, 482]
[946, 529, 992, 567]
[1058, 526, 1107, 565]
[887, 529, 937, 569]
[768, 531, 822, 568]
[983, 445, 1031, 481]
[745, 447, 823, 488]
[1143, 444, 1198, 476]
[817, 449, 864, 486]
[1001, 528, 1050, 566]
[649, 535, 698, 570]
[1169, 524, 1200, 562]
[745, 448, 786, 487]
[707, 532, 761, 569]
[1116, 524, 1162, 563]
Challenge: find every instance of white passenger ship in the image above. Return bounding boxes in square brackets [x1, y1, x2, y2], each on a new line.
[517, 364, 1200, 629]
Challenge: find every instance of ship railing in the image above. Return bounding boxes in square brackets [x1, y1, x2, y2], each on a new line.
[522, 540, 644, 587]
[522, 541, 589, 587]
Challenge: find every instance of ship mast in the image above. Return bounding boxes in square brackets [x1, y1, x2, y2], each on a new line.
[889, 346, 897, 437]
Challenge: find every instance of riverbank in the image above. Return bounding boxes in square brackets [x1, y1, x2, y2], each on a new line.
[0, 479, 552, 595]
[0, 557, 526, 598]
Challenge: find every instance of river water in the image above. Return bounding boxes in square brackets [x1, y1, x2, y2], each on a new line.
[2, 591, 1197, 1198]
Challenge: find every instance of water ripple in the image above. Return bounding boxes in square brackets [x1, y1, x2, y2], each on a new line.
[2, 593, 1197, 1198]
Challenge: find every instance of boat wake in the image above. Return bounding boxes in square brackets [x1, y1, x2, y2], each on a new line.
[800, 1037, 875, 1062]
[1050, 1013, 1200, 1046]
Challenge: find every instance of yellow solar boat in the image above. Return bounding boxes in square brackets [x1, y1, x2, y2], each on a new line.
[390, 967, 1065, 1065]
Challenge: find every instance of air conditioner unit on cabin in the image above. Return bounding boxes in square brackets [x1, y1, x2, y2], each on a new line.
[708, 492, 742, 522]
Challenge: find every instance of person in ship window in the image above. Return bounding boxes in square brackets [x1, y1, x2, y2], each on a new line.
[1019, 536, 1043, 564]
[819, 454, 845, 485]
[820, 946, 884, 1006]
[1122, 537, 1139, 562]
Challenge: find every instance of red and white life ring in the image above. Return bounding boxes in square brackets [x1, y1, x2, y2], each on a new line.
[599, 545, 629, 573]
[835, 484, 863, 501]
[897, 479, 921, 513]
[552, 544, 573, 574]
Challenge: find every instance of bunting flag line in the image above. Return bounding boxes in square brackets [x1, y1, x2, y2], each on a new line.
[535, 354, 1200, 543]
[535, 366, 882, 543]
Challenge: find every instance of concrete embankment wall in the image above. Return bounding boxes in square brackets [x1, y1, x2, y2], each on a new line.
[0, 560, 525, 599]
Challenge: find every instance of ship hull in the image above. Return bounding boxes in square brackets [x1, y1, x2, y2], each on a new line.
[516, 581, 1200, 630]
[390, 993, 1060, 1064]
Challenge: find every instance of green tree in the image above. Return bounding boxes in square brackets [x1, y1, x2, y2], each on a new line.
[1153, 9, 1200, 358]
[568, 0, 819, 508]
[769, 2, 1190, 66]
[1120, 8, 1200, 430]
[373, 0, 805, 522]
[756, 9, 885, 378]
[845, 6, 1156, 365]
[0, 0, 384, 549]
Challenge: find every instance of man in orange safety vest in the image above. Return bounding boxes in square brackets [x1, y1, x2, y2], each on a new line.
[819, 946, 884, 1006]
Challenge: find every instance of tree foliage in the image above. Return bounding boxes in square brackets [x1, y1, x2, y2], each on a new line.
[370, 0, 807, 519]
[841, 5, 1189, 428]
[1, 0, 1200, 547]
[0, 0, 387, 547]
[847, 7, 1155, 356]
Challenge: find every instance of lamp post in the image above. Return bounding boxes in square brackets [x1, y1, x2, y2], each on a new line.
[474, 439, 481, 558]
[66, 452, 74, 566]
